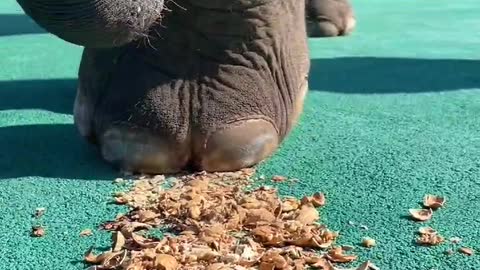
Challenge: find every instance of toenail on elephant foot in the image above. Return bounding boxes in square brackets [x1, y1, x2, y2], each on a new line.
[344, 16, 357, 35]
[307, 20, 340, 37]
[99, 127, 189, 174]
[198, 119, 279, 172]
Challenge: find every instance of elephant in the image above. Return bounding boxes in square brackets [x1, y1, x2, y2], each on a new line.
[17, 0, 356, 174]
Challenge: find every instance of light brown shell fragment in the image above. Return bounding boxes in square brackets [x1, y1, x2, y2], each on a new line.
[459, 247, 474, 256]
[31, 226, 45, 237]
[155, 254, 178, 270]
[311, 192, 326, 207]
[80, 229, 93, 237]
[102, 250, 128, 269]
[271, 175, 287, 183]
[361, 237, 376, 248]
[282, 198, 300, 212]
[423, 194, 446, 210]
[418, 227, 437, 235]
[409, 208, 433, 221]
[326, 246, 358, 263]
[112, 231, 126, 251]
[295, 204, 320, 225]
[417, 233, 444, 246]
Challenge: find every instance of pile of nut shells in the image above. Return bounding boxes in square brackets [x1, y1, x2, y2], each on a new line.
[84, 169, 378, 270]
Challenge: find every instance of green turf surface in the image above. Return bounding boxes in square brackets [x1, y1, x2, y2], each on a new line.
[1, 0, 479, 269]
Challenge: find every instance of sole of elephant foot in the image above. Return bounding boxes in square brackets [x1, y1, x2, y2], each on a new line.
[196, 119, 279, 172]
[99, 127, 190, 174]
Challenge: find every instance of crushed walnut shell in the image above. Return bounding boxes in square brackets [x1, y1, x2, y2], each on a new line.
[416, 227, 444, 246]
[423, 195, 446, 210]
[80, 229, 93, 237]
[31, 226, 45, 237]
[409, 209, 433, 222]
[84, 169, 376, 270]
[34, 207, 46, 218]
[459, 247, 474, 256]
[418, 227, 437, 235]
[361, 237, 376, 248]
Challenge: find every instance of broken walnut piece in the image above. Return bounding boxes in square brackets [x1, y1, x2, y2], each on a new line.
[271, 175, 287, 183]
[326, 246, 358, 263]
[295, 204, 320, 225]
[299, 192, 326, 207]
[417, 233, 444, 246]
[84, 247, 127, 268]
[311, 192, 326, 207]
[361, 237, 376, 248]
[423, 194, 446, 210]
[155, 254, 179, 270]
[418, 227, 437, 235]
[409, 208, 433, 221]
[80, 229, 93, 237]
[34, 207, 46, 218]
[459, 247, 474, 256]
[31, 226, 45, 237]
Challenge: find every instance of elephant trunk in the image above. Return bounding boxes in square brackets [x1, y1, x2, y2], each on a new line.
[17, 0, 164, 48]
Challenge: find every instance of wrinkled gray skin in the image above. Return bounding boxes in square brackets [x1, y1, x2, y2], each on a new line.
[306, 0, 356, 37]
[17, 0, 355, 174]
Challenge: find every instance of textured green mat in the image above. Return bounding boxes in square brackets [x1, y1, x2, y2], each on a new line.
[1, 0, 480, 269]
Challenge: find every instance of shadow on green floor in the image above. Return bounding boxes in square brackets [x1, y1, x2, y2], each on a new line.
[309, 57, 480, 93]
[0, 124, 116, 180]
[0, 14, 45, 36]
[0, 79, 76, 114]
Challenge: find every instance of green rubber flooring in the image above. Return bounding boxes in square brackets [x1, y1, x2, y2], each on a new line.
[1, 0, 479, 269]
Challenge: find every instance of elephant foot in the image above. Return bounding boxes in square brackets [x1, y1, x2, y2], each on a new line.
[71, 0, 310, 175]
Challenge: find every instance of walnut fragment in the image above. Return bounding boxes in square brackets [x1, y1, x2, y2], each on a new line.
[416, 227, 444, 246]
[154, 254, 178, 270]
[409, 208, 433, 221]
[31, 226, 45, 237]
[459, 247, 474, 256]
[80, 229, 93, 237]
[423, 194, 446, 210]
[326, 246, 358, 263]
[361, 237, 376, 248]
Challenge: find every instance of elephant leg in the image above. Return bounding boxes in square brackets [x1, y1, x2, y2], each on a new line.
[74, 48, 127, 143]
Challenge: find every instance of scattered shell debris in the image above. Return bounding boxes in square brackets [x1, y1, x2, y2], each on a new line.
[84, 169, 378, 270]
[410, 195, 473, 253]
